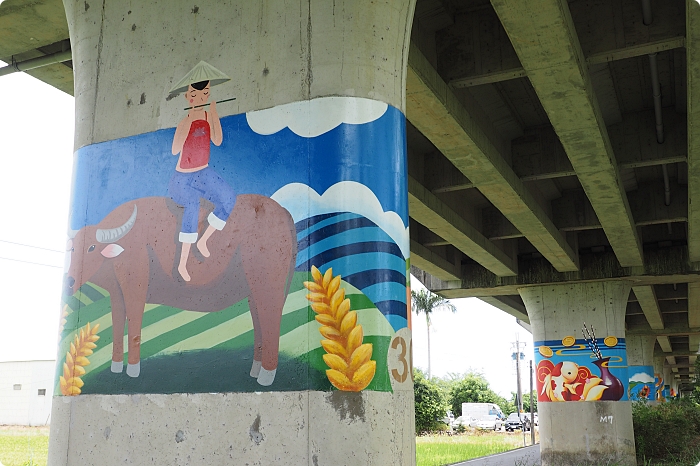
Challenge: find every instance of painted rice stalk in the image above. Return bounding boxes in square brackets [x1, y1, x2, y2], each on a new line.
[59, 322, 100, 396]
[58, 304, 70, 334]
[304, 265, 376, 391]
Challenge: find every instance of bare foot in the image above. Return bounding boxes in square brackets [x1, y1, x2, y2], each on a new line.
[197, 238, 210, 258]
[178, 263, 191, 281]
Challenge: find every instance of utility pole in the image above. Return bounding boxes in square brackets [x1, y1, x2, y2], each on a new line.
[530, 359, 535, 445]
[512, 337, 526, 447]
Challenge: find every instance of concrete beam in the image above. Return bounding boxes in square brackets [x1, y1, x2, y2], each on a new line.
[484, 182, 688, 240]
[491, 0, 643, 268]
[657, 336, 673, 353]
[627, 326, 700, 337]
[438, 245, 700, 298]
[689, 282, 700, 328]
[408, 176, 518, 276]
[409, 239, 461, 282]
[406, 43, 579, 272]
[690, 335, 700, 354]
[632, 286, 665, 330]
[654, 350, 699, 358]
[688, 1, 700, 262]
[479, 296, 529, 323]
[449, 35, 685, 88]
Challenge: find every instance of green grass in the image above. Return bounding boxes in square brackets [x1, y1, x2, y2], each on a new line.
[0, 426, 49, 466]
[416, 430, 537, 466]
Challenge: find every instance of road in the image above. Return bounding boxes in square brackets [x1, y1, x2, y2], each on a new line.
[452, 444, 540, 466]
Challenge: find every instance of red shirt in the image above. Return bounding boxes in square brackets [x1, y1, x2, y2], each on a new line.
[180, 117, 210, 170]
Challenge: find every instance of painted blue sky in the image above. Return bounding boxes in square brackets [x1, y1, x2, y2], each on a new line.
[70, 105, 407, 230]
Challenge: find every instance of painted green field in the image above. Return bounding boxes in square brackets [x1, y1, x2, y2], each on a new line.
[416, 431, 538, 466]
[56, 272, 395, 395]
[0, 426, 49, 466]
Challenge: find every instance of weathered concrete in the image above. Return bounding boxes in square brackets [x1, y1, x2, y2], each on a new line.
[520, 282, 636, 466]
[49, 1, 417, 465]
[48, 390, 415, 465]
[492, 0, 643, 268]
[406, 42, 579, 273]
[687, 0, 700, 262]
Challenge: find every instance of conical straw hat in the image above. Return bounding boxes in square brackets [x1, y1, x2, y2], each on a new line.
[169, 61, 231, 94]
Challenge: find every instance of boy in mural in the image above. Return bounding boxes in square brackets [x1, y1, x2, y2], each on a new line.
[168, 61, 235, 281]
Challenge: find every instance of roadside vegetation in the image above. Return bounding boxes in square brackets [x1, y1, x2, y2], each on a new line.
[0, 426, 49, 466]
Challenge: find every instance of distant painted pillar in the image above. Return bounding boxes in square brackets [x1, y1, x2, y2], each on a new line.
[49, 1, 416, 465]
[519, 282, 636, 466]
[626, 335, 656, 402]
[653, 355, 666, 401]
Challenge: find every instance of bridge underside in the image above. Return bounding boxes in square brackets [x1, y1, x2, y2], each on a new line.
[2, 0, 697, 387]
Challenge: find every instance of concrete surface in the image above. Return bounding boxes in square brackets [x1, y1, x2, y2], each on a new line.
[454, 444, 540, 466]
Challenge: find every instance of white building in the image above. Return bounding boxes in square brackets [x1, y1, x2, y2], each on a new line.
[0, 360, 55, 425]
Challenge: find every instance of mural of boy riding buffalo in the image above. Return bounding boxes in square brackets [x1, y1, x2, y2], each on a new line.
[64, 62, 297, 386]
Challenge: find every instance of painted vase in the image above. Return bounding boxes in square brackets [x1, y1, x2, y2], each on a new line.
[593, 357, 624, 401]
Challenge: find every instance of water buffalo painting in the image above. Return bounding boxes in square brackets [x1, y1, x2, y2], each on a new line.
[64, 195, 297, 386]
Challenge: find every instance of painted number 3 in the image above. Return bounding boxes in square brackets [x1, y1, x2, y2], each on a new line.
[390, 335, 413, 383]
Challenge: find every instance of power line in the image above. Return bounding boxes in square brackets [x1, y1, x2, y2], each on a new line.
[0, 239, 63, 253]
[0, 256, 63, 269]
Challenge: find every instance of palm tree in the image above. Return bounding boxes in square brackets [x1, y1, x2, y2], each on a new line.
[411, 289, 456, 379]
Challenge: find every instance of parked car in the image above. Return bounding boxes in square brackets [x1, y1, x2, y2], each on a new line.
[475, 415, 503, 431]
[505, 413, 531, 432]
[441, 410, 455, 426]
[451, 416, 478, 429]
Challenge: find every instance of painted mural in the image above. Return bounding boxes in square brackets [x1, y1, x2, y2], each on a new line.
[535, 325, 628, 402]
[56, 62, 411, 396]
[628, 365, 654, 400]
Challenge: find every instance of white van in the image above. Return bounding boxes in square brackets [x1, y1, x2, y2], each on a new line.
[461, 402, 505, 421]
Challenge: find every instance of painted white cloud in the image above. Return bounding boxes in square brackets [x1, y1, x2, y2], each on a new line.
[246, 96, 388, 138]
[271, 181, 409, 258]
[629, 372, 655, 384]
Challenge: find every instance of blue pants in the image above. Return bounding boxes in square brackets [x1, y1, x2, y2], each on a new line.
[168, 168, 236, 236]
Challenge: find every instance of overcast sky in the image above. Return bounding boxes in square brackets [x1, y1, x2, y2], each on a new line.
[0, 69, 534, 398]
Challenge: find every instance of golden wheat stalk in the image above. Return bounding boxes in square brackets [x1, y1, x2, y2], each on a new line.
[59, 322, 100, 396]
[58, 304, 70, 334]
[304, 266, 376, 391]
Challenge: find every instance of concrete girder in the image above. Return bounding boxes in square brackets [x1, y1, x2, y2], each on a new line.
[632, 286, 664, 330]
[491, 0, 643, 269]
[657, 336, 673, 353]
[409, 239, 461, 282]
[627, 326, 700, 337]
[689, 282, 700, 328]
[432, 244, 700, 298]
[484, 181, 688, 241]
[654, 350, 698, 358]
[450, 35, 685, 88]
[408, 176, 518, 276]
[478, 296, 529, 323]
[406, 43, 579, 272]
[688, 1, 700, 262]
[690, 335, 700, 354]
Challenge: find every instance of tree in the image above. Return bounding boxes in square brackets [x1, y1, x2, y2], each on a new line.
[414, 368, 448, 434]
[512, 390, 537, 414]
[448, 372, 511, 416]
[411, 289, 456, 379]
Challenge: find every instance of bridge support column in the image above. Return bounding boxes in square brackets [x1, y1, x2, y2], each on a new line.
[48, 1, 416, 465]
[520, 282, 636, 466]
[627, 335, 656, 401]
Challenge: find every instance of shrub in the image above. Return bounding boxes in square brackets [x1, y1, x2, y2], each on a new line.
[414, 369, 448, 435]
[633, 399, 700, 461]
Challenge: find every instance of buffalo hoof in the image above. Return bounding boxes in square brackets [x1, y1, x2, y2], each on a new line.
[126, 362, 141, 378]
[111, 361, 123, 373]
[250, 360, 262, 378]
[257, 368, 276, 386]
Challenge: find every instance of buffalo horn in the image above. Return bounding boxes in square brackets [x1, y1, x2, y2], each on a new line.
[96, 206, 138, 244]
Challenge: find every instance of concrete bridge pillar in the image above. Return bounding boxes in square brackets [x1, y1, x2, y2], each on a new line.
[626, 335, 656, 401]
[48, 1, 416, 464]
[520, 282, 636, 466]
[653, 355, 666, 401]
